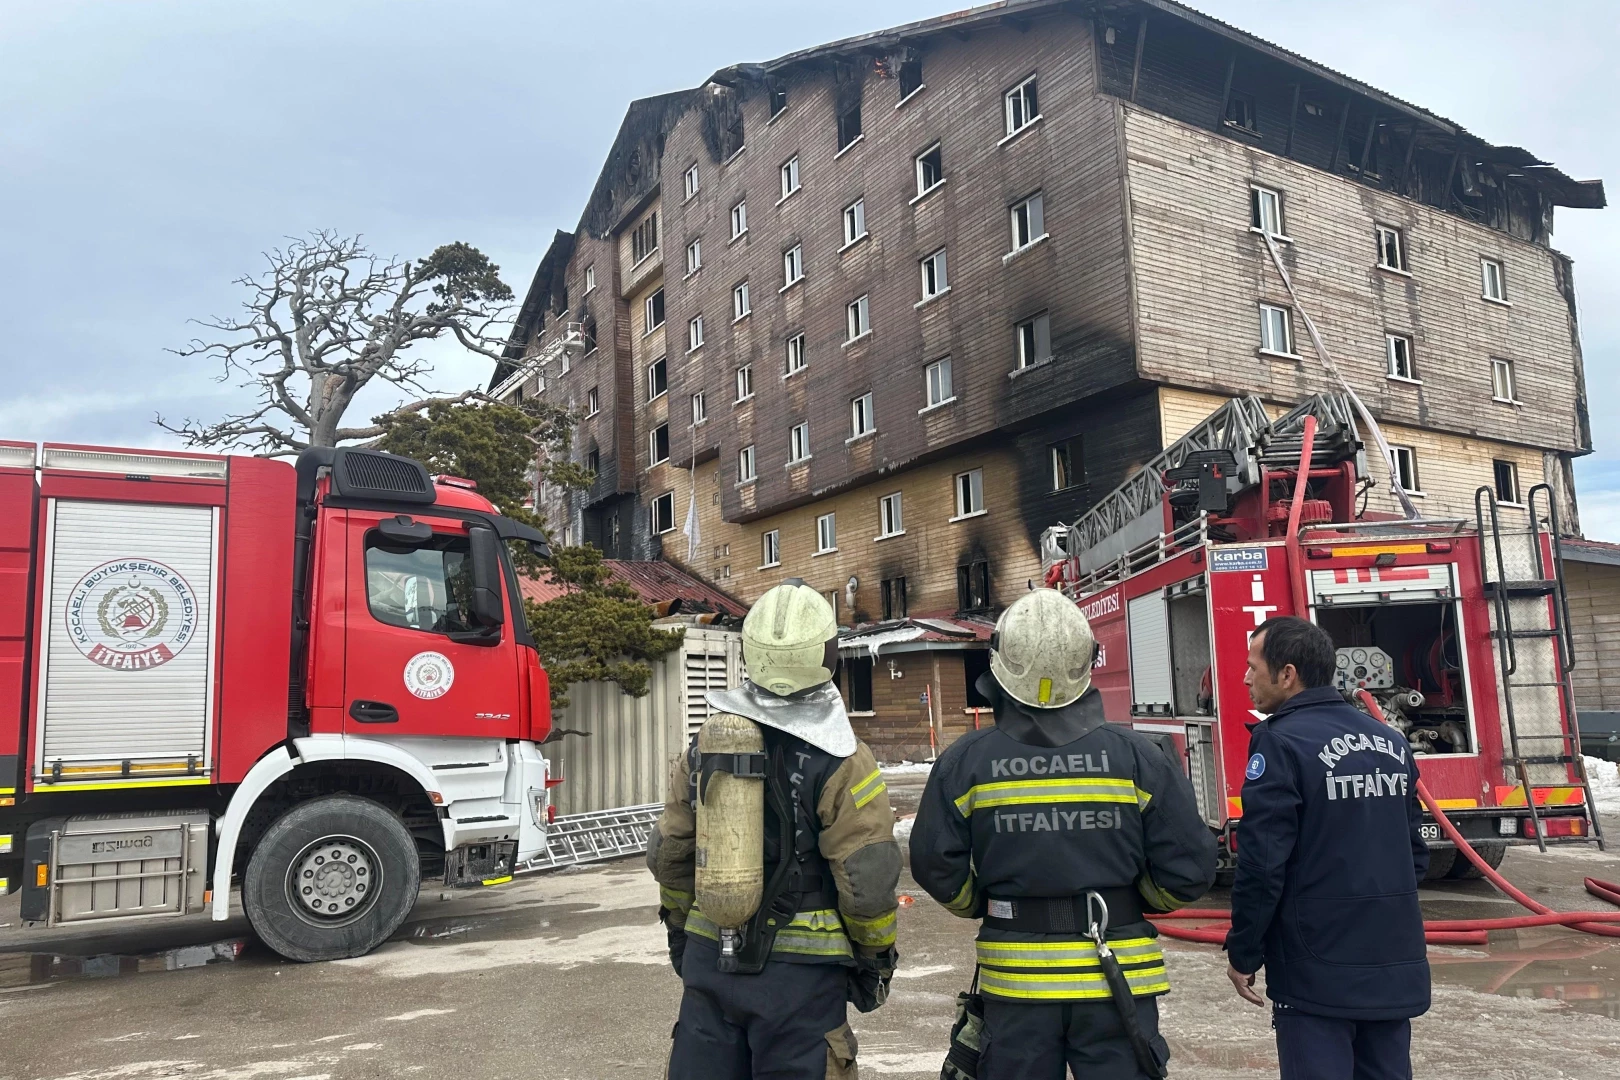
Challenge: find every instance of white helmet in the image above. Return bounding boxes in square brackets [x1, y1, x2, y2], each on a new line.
[990, 588, 1096, 709]
[743, 580, 839, 697]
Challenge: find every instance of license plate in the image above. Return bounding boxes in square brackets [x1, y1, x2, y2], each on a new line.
[1420, 824, 1440, 841]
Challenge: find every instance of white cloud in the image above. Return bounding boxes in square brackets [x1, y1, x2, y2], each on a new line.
[1578, 486, 1620, 544]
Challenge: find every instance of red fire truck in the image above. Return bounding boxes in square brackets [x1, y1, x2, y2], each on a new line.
[0, 441, 556, 959]
[1043, 394, 1606, 879]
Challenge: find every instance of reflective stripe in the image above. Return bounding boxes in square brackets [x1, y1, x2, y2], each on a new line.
[851, 769, 886, 809]
[660, 885, 694, 913]
[974, 937, 1163, 969]
[684, 907, 854, 958]
[979, 964, 1171, 1001]
[945, 875, 978, 916]
[843, 908, 898, 948]
[954, 777, 1153, 817]
[1136, 874, 1186, 912]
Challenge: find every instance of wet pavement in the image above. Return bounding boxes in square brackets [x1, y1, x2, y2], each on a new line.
[0, 777, 1615, 1079]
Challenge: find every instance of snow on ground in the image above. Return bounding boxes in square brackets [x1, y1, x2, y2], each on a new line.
[892, 815, 915, 846]
[881, 761, 935, 774]
[1586, 755, 1620, 814]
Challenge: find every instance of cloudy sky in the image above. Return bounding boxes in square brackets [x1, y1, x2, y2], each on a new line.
[3, 0, 1615, 532]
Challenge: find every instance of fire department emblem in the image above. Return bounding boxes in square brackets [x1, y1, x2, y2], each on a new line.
[404, 651, 455, 700]
[65, 559, 198, 670]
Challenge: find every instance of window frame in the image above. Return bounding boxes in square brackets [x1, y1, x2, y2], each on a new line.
[850, 392, 875, 439]
[845, 294, 870, 342]
[631, 211, 660, 264]
[924, 356, 954, 409]
[584, 264, 596, 293]
[691, 391, 707, 426]
[1494, 459, 1522, 505]
[761, 529, 781, 569]
[730, 200, 748, 240]
[1015, 313, 1053, 369]
[688, 314, 705, 352]
[919, 247, 949, 301]
[683, 162, 700, 199]
[1250, 184, 1286, 239]
[648, 423, 670, 467]
[1004, 74, 1040, 136]
[878, 492, 904, 539]
[779, 155, 801, 200]
[646, 357, 667, 401]
[1259, 303, 1296, 357]
[1376, 225, 1407, 272]
[1491, 357, 1519, 404]
[782, 243, 805, 288]
[732, 280, 751, 321]
[842, 198, 867, 247]
[643, 288, 665, 334]
[363, 531, 483, 637]
[837, 104, 863, 151]
[789, 421, 811, 464]
[1050, 438, 1082, 491]
[1010, 191, 1046, 251]
[735, 364, 754, 403]
[686, 238, 703, 275]
[1481, 257, 1508, 303]
[586, 386, 599, 417]
[815, 512, 837, 554]
[915, 142, 944, 197]
[953, 467, 985, 520]
[1389, 445, 1422, 495]
[651, 491, 676, 535]
[1385, 333, 1417, 382]
[737, 444, 756, 484]
[785, 332, 807, 377]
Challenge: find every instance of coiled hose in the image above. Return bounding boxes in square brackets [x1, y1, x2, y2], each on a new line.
[1152, 689, 1620, 948]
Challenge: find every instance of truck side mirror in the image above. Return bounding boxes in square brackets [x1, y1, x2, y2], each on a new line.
[468, 525, 505, 629]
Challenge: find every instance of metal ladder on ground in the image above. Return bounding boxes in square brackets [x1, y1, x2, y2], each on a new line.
[1475, 484, 1606, 851]
[514, 803, 664, 874]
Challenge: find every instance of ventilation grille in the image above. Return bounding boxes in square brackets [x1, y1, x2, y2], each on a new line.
[331, 449, 434, 504]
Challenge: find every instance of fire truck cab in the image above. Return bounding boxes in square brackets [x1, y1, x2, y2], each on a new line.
[1044, 395, 1605, 879]
[0, 441, 557, 960]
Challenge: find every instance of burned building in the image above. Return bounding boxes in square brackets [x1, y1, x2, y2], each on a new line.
[489, 0, 1604, 759]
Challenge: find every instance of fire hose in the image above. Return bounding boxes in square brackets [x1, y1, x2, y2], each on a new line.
[1150, 689, 1620, 948]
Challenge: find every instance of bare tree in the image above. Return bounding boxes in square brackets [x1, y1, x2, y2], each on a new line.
[157, 231, 516, 456]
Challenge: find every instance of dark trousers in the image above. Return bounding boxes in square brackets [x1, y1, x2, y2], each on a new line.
[668, 938, 854, 1080]
[1274, 1008, 1412, 1080]
[979, 995, 1169, 1080]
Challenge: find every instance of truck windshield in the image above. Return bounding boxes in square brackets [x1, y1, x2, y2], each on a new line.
[365, 533, 478, 635]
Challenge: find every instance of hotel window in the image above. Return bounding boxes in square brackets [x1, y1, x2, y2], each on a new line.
[916, 143, 943, 196]
[1259, 303, 1295, 356]
[731, 200, 748, 239]
[684, 163, 700, 199]
[644, 288, 665, 332]
[1491, 358, 1518, 403]
[816, 512, 837, 553]
[838, 103, 862, 150]
[686, 238, 702, 275]
[737, 444, 756, 483]
[925, 357, 953, 407]
[878, 492, 903, 538]
[1389, 445, 1421, 495]
[789, 422, 810, 464]
[1494, 460, 1521, 505]
[646, 357, 667, 401]
[688, 314, 704, 352]
[785, 333, 806, 376]
[1385, 334, 1417, 381]
[1250, 185, 1285, 238]
[919, 248, 948, 300]
[850, 393, 874, 438]
[648, 423, 669, 466]
[1016, 313, 1052, 368]
[1050, 437, 1083, 491]
[881, 577, 908, 621]
[957, 560, 991, 611]
[1376, 225, 1406, 271]
[761, 529, 780, 568]
[631, 211, 659, 263]
[769, 82, 787, 118]
[690, 392, 706, 426]
[898, 55, 923, 100]
[1004, 75, 1039, 136]
[651, 491, 675, 534]
[842, 198, 867, 246]
[586, 386, 599, 417]
[780, 155, 800, 199]
[846, 294, 870, 341]
[782, 244, 804, 287]
[1481, 257, 1507, 302]
[733, 281, 751, 320]
[1010, 192, 1045, 250]
[735, 364, 754, 402]
[954, 468, 985, 518]
[584, 264, 596, 292]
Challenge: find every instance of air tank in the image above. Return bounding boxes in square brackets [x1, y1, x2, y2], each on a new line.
[694, 713, 765, 929]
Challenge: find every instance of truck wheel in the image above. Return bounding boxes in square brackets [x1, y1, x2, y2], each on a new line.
[243, 795, 421, 962]
[1422, 848, 1456, 881]
[1446, 842, 1507, 880]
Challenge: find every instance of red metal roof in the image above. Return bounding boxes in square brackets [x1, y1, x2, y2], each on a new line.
[518, 560, 746, 616]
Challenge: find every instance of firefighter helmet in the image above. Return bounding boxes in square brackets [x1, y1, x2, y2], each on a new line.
[743, 580, 839, 697]
[990, 588, 1096, 709]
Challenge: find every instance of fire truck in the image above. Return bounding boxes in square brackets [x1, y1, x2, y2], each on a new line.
[0, 441, 557, 960]
[1042, 394, 1606, 879]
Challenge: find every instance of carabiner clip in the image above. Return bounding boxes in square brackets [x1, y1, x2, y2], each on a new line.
[1085, 890, 1112, 956]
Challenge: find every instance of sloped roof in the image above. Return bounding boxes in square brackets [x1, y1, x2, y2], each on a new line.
[839, 612, 996, 655]
[519, 559, 746, 616]
[1563, 537, 1620, 567]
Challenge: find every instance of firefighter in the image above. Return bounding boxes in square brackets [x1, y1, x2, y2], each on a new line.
[648, 580, 901, 1080]
[911, 588, 1217, 1079]
[1224, 615, 1430, 1080]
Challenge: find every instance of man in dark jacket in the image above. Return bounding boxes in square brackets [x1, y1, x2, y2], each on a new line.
[1225, 615, 1429, 1080]
[912, 588, 1217, 1079]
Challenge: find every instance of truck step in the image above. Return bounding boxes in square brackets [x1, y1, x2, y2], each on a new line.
[1484, 579, 1558, 598]
[1512, 755, 1578, 766]
[1494, 628, 1562, 640]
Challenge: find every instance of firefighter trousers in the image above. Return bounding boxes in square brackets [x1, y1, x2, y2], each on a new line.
[978, 995, 1169, 1080]
[667, 938, 858, 1080]
[1273, 1007, 1412, 1080]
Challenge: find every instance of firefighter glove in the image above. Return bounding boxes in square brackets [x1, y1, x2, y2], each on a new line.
[847, 945, 897, 1012]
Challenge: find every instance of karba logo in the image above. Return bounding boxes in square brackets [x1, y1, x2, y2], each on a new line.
[65, 559, 198, 670]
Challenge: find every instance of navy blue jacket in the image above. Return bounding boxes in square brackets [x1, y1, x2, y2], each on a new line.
[1225, 686, 1430, 1020]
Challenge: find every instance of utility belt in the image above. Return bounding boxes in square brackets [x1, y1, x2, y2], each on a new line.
[982, 887, 1144, 934]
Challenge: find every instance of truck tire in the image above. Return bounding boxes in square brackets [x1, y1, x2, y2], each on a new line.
[1445, 842, 1507, 880]
[243, 795, 421, 962]
[1422, 848, 1456, 882]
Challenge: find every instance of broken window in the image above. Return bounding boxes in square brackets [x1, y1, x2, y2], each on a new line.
[1004, 75, 1039, 135]
[1376, 225, 1406, 272]
[651, 491, 675, 535]
[648, 423, 669, 466]
[881, 576, 908, 620]
[585, 264, 596, 292]
[1225, 92, 1258, 133]
[1386, 334, 1417, 381]
[915, 143, 943, 196]
[586, 448, 600, 475]
[957, 560, 991, 612]
[1493, 459, 1521, 504]
[838, 104, 863, 150]
[846, 656, 874, 711]
[769, 81, 787, 119]
[735, 364, 753, 401]
[898, 56, 923, 101]
[691, 392, 706, 426]
[1050, 436, 1083, 491]
[631, 211, 659, 264]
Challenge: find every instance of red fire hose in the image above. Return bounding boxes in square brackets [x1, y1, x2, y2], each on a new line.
[1152, 689, 1620, 949]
